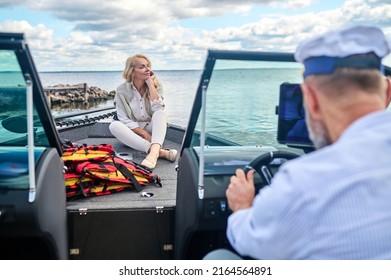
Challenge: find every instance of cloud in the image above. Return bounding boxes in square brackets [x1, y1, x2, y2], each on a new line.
[3, 0, 310, 29]
[163, 0, 312, 18]
[0, 20, 53, 41]
[1, 0, 390, 71]
[199, 0, 391, 53]
[340, 0, 391, 26]
[0, 0, 26, 7]
[0, 19, 124, 71]
[269, 0, 312, 9]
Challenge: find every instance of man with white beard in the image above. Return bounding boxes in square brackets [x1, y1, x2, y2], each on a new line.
[206, 25, 391, 260]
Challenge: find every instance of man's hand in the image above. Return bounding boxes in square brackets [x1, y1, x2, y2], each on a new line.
[226, 168, 256, 212]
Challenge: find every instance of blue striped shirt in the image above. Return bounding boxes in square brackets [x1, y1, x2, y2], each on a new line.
[227, 110, 391, 259]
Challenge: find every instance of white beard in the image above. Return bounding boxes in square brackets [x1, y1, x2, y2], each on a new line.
[305, 109, 332, 150]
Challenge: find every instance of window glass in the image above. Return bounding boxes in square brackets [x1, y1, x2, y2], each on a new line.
[191, 59, 303, 148]
[0, 50, 49, 147]
[0, 49, 49, 190]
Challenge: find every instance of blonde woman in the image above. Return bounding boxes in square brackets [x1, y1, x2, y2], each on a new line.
[109, 54, 177, 169]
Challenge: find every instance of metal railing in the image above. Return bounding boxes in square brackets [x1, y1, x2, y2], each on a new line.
[54, 106, 116, 130]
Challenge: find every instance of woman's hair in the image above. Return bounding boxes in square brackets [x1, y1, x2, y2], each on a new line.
[122, 54, 161, 98]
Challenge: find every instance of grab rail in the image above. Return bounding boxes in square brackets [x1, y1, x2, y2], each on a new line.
[54, 106, 115, 121]
[54, 106, 116, 130]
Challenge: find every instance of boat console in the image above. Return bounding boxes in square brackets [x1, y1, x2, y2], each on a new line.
[175, 146, 280, 259]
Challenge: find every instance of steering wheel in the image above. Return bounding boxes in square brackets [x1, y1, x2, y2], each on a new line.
[244, 151, 300, 191]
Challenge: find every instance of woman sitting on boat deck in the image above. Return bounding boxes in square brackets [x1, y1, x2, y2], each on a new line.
[109, 54, 177, 169]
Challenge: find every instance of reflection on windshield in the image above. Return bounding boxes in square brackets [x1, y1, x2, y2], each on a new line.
[0, 49, 49, 147]
[193, 60, 303, 147]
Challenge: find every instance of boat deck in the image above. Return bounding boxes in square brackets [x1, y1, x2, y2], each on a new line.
[59, 120, 184, 211]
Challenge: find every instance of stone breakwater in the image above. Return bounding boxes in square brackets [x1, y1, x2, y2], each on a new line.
[44, 83, 115, 106]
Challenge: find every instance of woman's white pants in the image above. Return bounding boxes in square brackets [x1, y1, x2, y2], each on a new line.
[109, 110, 167, 153]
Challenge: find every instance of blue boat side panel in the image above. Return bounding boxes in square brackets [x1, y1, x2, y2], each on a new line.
[0, 147, 45, 190]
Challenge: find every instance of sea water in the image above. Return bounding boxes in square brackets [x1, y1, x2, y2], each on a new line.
[2, 67, 302, 146]
[40, 70, 200, 128]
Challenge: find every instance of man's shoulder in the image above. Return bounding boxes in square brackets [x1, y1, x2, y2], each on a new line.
[344, 110, 391, 137]
[282, 147, 334, 170]
[276, 147, 339, 189]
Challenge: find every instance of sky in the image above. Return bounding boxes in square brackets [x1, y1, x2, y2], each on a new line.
[0, 0, 391, 71]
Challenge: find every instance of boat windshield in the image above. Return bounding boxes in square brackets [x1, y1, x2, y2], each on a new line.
[184, 50, 391, 152]
[182, 50, 391, 151]
[186, 52, 303, 149]
[0, 33, 62, 191]
[198, 59, 302, 147]
[0, 49, 49, 147]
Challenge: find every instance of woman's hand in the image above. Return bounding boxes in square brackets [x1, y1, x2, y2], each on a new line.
[145, 70, 155, 86]
[145, 69, 159, 101]
[132, 128, 152, 142]
[143, 131, 152, 142]
[139, 129, 152, 142]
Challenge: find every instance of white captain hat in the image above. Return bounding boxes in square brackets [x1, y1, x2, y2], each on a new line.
[294, 25, 391, 78]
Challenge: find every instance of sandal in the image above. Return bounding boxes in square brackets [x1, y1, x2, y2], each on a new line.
[160, 149, 178, 162]
[141, 152, 158, 169]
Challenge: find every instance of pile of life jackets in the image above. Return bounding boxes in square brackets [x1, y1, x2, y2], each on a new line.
[61, 143, 161, 200]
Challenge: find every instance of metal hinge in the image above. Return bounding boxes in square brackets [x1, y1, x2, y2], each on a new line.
[79, 208, 88, 216]
[69, 248, 80, 255]
[156, 206, 164, 213]
[163, 244, 173, 251]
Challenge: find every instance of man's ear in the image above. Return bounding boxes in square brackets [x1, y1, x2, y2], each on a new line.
[301, 82, 322, 120]
[385, 76, 391, 107]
